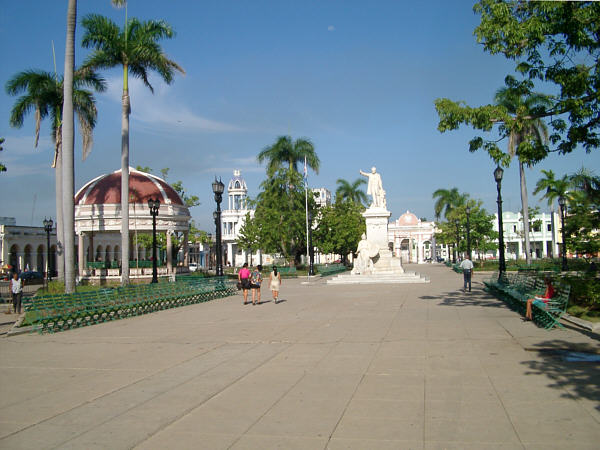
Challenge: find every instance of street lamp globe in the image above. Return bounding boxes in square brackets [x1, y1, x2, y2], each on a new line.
[494, 166, 504, 183]
[212, 178, 225, 195]
[558, 196, 566, 209]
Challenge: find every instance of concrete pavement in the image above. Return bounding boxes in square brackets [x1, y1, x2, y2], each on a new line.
[0, 264, 599, 449]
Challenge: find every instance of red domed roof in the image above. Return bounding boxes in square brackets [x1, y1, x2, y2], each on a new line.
[75, 168, 184, 206]
[398, 211, 419, 226]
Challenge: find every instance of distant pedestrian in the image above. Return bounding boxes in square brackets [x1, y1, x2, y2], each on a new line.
[238, 263, 251, 305]
[251, 265, 263, 305]
[459, 255, 474, 292]
[269, 265, 282, 303]
[10, 272, 23, 314]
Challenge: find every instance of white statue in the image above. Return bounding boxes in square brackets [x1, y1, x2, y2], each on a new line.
[352, 233, 379, 275]
[359, 166, 386, 208]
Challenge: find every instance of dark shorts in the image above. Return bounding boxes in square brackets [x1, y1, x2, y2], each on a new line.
[241, 278, 251, 289]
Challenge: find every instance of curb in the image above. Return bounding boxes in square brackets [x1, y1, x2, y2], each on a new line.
[562, 313, 600, 334]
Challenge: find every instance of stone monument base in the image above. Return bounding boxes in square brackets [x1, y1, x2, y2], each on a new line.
[327, 271, 429, 285]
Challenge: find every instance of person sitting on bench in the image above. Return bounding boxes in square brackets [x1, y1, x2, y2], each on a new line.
[525, 276, 555, 321]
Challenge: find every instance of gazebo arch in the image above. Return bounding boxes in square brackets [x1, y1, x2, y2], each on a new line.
[74, 168, 191, 278]
[24, 245, 32, 270]
[37, 244, 45, 272]
[9, 244, 19, 272]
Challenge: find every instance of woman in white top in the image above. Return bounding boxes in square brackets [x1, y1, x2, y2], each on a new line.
[269, 266, 282, 304]
[10, 272, 23, 314]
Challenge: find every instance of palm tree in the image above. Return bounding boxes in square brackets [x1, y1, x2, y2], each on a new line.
[257, 136, 320, 177]
[432, 188, 468, 221]
[534, 169, 570, 207]
[6, 68, 105, 282]
[495, 87, 551, 265]
[81, 14, 184, 285]
[335, 178, 367, 205]
[59, 0, 125, 293]
[432, 188, 469, 263]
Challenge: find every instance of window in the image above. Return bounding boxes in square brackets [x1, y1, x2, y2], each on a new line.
[533, 224, 541, 232]
[547, 224, 552, 232]
[513, 225, 517, 232]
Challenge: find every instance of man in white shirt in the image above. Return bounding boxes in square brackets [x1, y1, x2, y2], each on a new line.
[10, 272, 23, 314]
[459, 256, 474, 292]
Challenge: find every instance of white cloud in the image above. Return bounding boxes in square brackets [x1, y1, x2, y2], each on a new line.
[327, 25, 335, 32]
[104, 77, 244, 133]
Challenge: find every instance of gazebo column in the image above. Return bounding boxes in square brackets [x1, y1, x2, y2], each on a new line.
[418, 239, 424, 264]
[166, 230, 173, 274]
[183, 230, 189, 266]
[78, 232, 85, 276]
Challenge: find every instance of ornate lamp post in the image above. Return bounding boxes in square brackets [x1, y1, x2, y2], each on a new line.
[494, 166, 506, 278]
[465, 205, 471, 261]
[148, 198, 160, 283]
[207, 233, 213, 270]
[212, 178, 225, 276]
[454, 219, 460, 262]
[558, 196, 568, 271]
[43, 217, 53, 283]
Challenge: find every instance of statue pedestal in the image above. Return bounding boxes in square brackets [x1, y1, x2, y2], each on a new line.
[363, 207, 404, 274]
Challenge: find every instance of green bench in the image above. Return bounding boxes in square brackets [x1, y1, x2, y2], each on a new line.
[483, 272, 570, 329]
[277, 267, 298, 278]
[316, 264, 347, 277]
[23, 277, 237, 333]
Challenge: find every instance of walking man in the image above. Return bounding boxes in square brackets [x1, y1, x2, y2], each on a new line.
[10, 272, 23, 314]
[459, 255, 474, 292]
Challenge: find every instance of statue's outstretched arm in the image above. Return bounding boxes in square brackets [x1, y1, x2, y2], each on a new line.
[359, 170, 368, 177]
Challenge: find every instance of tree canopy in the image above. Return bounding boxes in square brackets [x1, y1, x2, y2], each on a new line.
[436, 1, 600, 164]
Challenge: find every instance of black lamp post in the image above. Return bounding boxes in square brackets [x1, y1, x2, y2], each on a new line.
[212, 178, 225, 276]
[43, 217, 53, 282]
[465, 205, 471, 261]
[207, 233, 213, 270]
[454, 219, 460, 262]
[148, 198, 160, 283]
[558, 196, 568, 271]
[494, 166, 506, 277]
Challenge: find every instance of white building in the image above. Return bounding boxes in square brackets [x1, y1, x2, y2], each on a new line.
[221, 170, 263, 267]
[388, 211, 436, 264]
[492, 211, 561, 260]
[1, 218, 57, 274]
[312, 188, 331, 208]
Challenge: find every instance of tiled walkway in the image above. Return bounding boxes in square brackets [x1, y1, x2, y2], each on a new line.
[1, 265, 599, 449]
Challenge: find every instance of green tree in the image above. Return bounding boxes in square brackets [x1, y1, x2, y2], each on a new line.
[563, 169, 600, 258]
[6, 68, 105, 281]
[494, 85, 551, 265]
[473, 0, 600, 155]
[237, 212, 261, 265]
[534, 169, 571, 210]
[313, 200, 365, 265]
[432, 188, 469, 262]
[257, 135, 320, 177]
[335, 178, 367, 205]
[432, 188, 469, 221]
[81, 13, 184, 285]
[251, 169, 317, 266]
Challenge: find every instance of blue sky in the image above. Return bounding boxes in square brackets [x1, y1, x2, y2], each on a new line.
[0, 0, 596, 230]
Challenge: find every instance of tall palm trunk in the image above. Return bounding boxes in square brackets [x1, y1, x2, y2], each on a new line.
[62, 0, 77, 293]
[519, 161, 532, 264]
[120, 65, 130, 285]
[55, 150, 64, 280]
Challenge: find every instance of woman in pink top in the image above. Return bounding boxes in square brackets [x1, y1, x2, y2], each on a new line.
[238, 263, 251, 305]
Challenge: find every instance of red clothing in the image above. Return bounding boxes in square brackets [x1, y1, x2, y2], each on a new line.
[542, 284, 555, 299]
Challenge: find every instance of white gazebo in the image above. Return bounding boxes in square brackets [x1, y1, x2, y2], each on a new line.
[74, 168, 191, 279]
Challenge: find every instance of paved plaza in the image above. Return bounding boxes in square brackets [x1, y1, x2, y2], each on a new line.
[1, 264, 599, 449]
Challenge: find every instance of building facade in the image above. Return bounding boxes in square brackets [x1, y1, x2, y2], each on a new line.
[0, 220, 57, 274]
[388, 211, 435, 264]
[491, 211, 561, 260]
